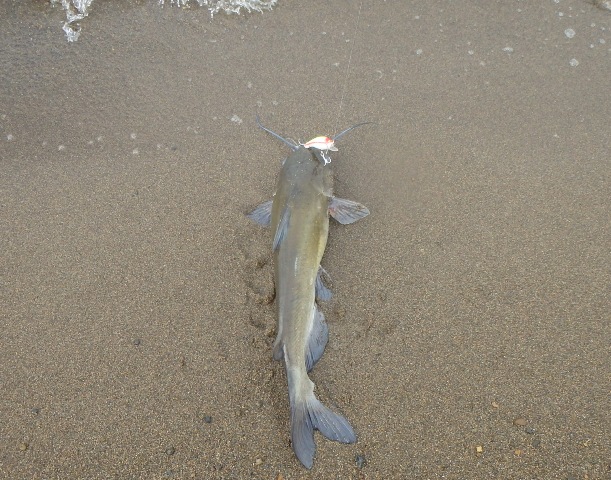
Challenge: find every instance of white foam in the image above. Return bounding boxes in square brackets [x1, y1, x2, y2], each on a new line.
[51, 0, 278, 41]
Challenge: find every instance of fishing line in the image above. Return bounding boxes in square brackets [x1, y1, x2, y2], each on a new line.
[334, 0, 365, 134]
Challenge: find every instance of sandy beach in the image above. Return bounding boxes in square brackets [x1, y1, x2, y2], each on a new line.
[1, 1, 609, 478]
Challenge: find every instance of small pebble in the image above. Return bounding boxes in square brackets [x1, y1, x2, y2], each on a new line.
[19, 442, 28, 451]
[355, 454, 367, 468]
[513, 418, 527, 426]
[525, 427, 535, 434]
[31, 408, 40, 415]
[255, 458, 263, 465]
[133, 338, 141, 346]
[204, 415, 213, 424]
[475, 445, 484, 454]
[532, 437, 541, 448]
[165, 446, 175, 456]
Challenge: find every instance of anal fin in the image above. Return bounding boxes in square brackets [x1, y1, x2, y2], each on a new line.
[305, 305, 329, 372]
[315, 266, 332, 302]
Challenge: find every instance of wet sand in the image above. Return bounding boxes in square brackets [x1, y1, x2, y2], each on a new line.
[1, 1, 609, 478]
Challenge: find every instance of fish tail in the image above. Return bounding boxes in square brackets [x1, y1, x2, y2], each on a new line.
[287, 370, 356, 469]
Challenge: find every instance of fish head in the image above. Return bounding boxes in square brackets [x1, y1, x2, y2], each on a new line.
[282, 145, 329, 171]
[280, 146, 334, 195]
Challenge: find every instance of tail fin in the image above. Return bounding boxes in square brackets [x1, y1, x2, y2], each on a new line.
[290, 391, 356, 469]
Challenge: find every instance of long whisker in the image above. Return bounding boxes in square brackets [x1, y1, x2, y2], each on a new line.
[256, 115, 299, 151]
[332, 121, 374, 142]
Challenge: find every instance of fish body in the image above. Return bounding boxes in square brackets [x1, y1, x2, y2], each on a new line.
[248, 120, 369, 469]
[271, 146, 332, 365]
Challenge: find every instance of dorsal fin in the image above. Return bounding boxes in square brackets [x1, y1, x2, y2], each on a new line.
[272, 207, 290, 251]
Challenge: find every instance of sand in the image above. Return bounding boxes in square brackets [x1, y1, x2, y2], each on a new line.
[1, 1, 609, 478]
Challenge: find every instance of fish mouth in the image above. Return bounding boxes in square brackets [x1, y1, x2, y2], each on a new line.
[256, 115, 373, 166]
[312, 149, 332, 165]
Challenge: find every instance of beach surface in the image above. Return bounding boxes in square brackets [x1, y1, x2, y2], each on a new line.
[1, 1, 609, 478]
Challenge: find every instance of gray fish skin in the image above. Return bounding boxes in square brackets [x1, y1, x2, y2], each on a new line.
[248, 145, 369, 469]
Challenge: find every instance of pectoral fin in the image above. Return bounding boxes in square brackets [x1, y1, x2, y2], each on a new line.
[247, 200, 273, 227]
[329, 197, 370, 224]
[272, 207, 290, 251]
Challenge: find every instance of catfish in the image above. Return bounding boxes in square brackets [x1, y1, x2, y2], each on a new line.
[248, 117, 370, 469]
